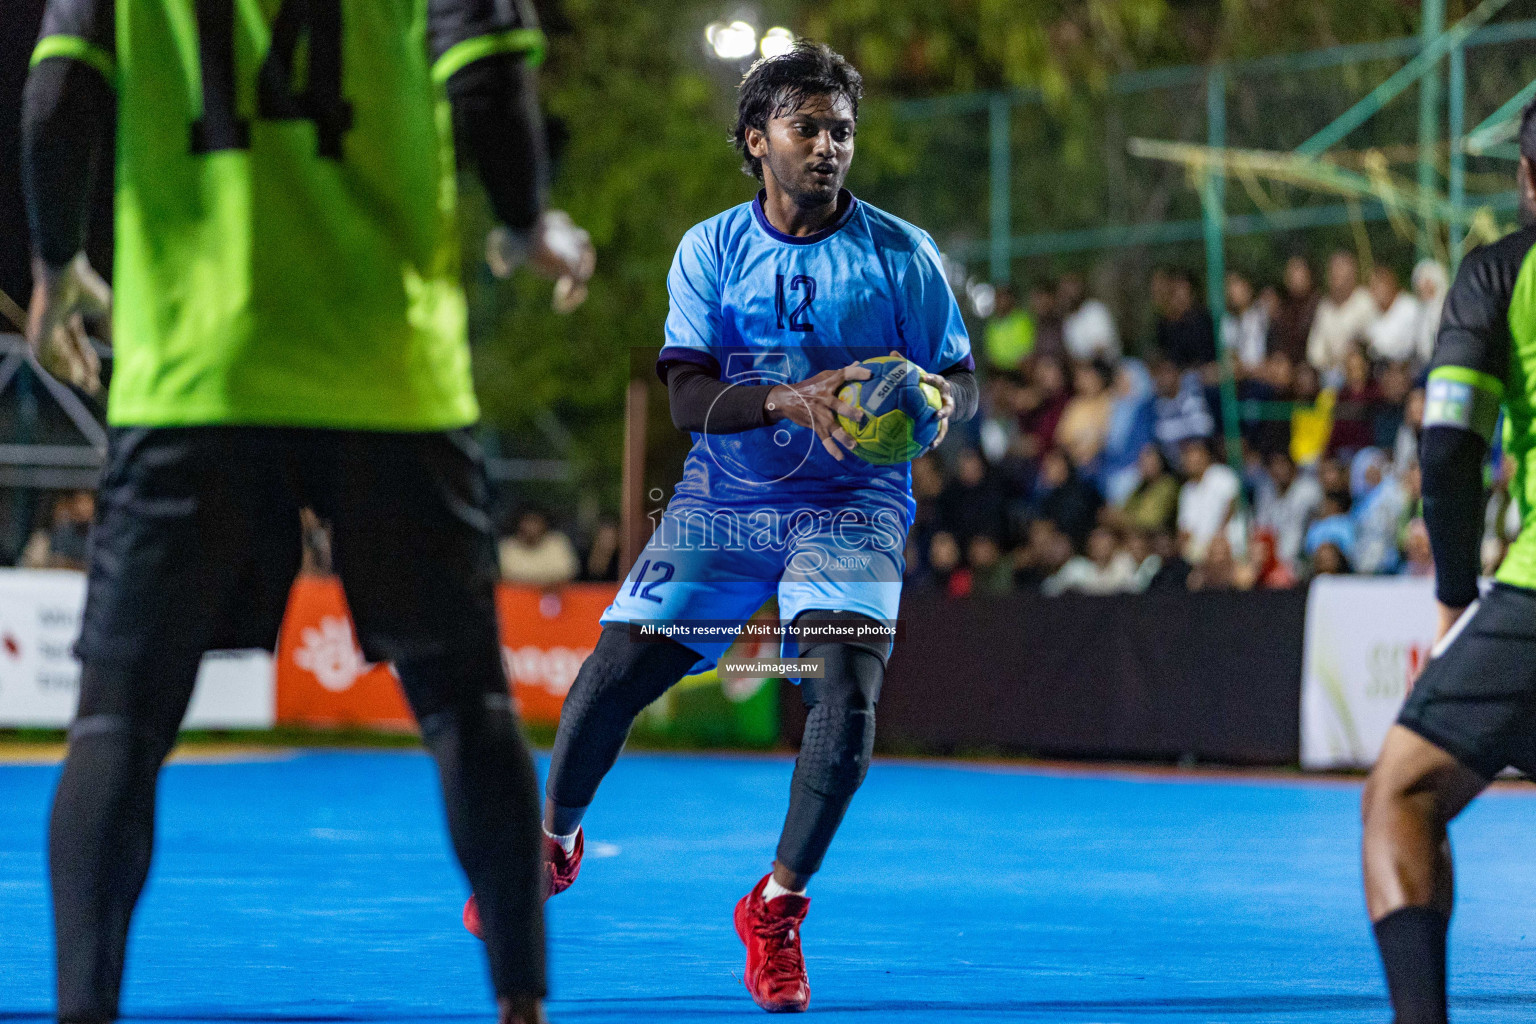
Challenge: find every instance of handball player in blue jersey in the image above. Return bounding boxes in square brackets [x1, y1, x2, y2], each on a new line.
[466, 41, 978, 1012]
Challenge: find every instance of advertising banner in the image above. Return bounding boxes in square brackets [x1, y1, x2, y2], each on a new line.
[1300, 575, 1438, 770]
[0, 569, 274, 728]
[275, 578, 619, 729]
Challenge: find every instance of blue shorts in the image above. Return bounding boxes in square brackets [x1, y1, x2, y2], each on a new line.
[601, 503, 905, 671]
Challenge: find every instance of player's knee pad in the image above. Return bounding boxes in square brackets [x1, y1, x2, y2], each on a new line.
[793, 614, 887, 799]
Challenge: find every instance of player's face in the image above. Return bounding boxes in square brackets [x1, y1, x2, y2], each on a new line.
[751, 93, 856, 205]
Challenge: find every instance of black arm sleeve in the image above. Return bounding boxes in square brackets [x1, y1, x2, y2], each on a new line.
[22, 60, 112, 266]
[1420, 425, 1487, 608]
[943, 367, 978, 423]
[444, 56, 546, 232]
[22, 0, 115, 267]
[666, 363, 773, 434]
[430, 0, 547, 232]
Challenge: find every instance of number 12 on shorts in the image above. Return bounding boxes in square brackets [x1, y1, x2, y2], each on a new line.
[628, 560, 674, 604]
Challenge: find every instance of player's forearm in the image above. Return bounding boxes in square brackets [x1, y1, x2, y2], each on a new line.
[1419, 424, 1488, 608]
[944, 368, 978, 423]
[667, 362, 774, 434]
[447, 55, 546, 233]
[21, 57, 113, 268]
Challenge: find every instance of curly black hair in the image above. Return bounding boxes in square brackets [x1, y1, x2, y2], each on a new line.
[732, 40, 863, 180]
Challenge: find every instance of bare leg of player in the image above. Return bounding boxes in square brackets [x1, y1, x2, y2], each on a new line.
[1361, 725, 1487, 1024]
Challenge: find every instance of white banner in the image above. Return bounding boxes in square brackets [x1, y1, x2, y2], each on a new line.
[0, 569, 274, 728]
[1300, 575, 1439, 770]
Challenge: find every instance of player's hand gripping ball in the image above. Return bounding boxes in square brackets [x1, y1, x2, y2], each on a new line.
[835, 356, 943, 465]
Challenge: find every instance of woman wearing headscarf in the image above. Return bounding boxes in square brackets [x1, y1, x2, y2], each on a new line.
[1411, 259, 1449, 368]
[1098, 358, 1157, 505]
[1351, 447, 1409, 574]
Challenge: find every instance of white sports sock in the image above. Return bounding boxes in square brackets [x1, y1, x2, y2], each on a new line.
[544, 828, 578, 855]
[762, 876, 805, 902]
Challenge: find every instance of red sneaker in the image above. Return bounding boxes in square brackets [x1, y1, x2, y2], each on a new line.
[545, 827, 584, 897]
[463, 829, 586, 939]
[733, 874, 811, 1013]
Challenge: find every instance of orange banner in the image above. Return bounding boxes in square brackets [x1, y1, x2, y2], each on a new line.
[275, 577, 617, 730]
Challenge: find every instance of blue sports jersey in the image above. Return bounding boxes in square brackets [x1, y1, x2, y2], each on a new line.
[657, 190, 972, 526]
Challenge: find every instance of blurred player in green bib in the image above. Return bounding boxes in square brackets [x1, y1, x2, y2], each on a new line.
[22, 1, 593, 1021]
[1362, 101, 1536, 1024]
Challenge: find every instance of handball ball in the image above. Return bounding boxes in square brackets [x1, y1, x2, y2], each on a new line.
[836, 356, 943, 465]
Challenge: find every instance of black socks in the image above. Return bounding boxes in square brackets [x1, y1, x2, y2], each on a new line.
[1373, 906, 1449, 1024]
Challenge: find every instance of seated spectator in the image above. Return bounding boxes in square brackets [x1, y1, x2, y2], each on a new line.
[1059, 272, 1120, 361]
[1253, 449, 1322, 569]
[21, 490, 95, 571]
[1110, 443, 1181, 535]
[1304, 492, 1356, 573]
[1372, 362, 1412, 452]
[1289, 361, 1334, 467]
[1028, 281, 1066, 360]
[1328, 345, 1379, 456]
[1236, 352, 1289, 458]
[1245, 529, 1299, 589]
[1056, 360, 1114, 471]
[1394, 384, 1425, 476]
[499, 508, 579, 586]
[1187, 534, 1241, 591]
[1145, 529, 1194, 591]
[928, 530, 967, 598]
[1310, 540, 1352, 577]
[1155, 269, 1217, 369]
[1317, 454, 1351, 500]
[978, 376, 1021, 463]
[1152, 358, 1214, 462]
[1364, 265, 1422, 364]
[1400, 518, 1434, 578]
[1034, 447, 1103, 550]
[1308, 250, 1377, 376]
[1011, 518, 1074, 591]
[1042, 525, 1139, 596]
[1222, 270, 1269, 375]
[1099, 359, 1157, 504]
[1411, 259, 1449, 365]
[983, 284, 1035, 372]
[1176, 437, 1240, 562]
[1124, 528, 1161, 591]
[1351, 448, 1408, 574]
[580, 519, 621, 582]
[1271, 255, 1319, 365]
[1017, 355, 1071, 457]
[937, 447, 1008, 547]
[966, 534, 1015, 595]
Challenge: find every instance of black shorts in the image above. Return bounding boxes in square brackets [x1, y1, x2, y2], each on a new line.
[1398, 582, 1536, 780]
[79, 426, 503, 677]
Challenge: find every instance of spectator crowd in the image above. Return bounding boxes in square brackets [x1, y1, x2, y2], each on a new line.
[16, 250, 1509, 601]
[913, 249, 1491, 598]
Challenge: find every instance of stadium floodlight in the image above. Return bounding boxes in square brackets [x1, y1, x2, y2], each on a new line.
[759, 27, 795, 58]
[705, 20, 758, 60]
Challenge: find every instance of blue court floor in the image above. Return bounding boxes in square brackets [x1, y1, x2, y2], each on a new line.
[3, 750, 1536, 1023]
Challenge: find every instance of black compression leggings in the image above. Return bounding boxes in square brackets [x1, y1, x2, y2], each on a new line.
[51, 647, 544, 1022]
[545, 615, 886, 879]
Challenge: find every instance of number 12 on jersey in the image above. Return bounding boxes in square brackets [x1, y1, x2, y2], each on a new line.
[775, 274, 816, 333]
[191, 0, 353, 159]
